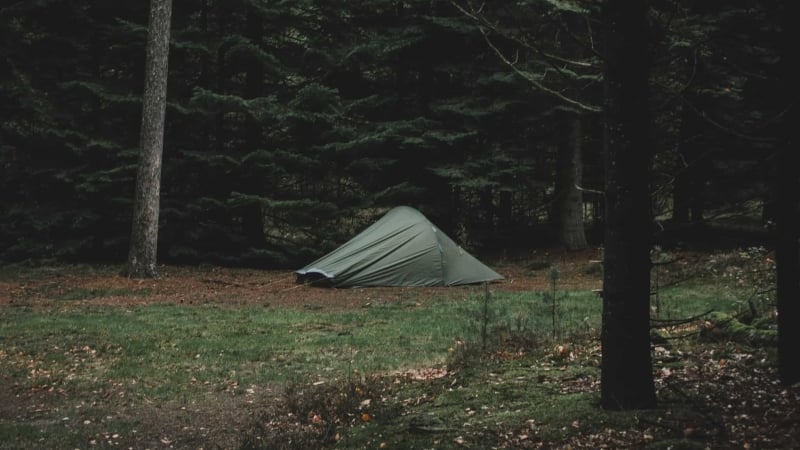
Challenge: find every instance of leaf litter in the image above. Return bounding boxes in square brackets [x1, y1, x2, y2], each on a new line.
[1, 249, 798, 448]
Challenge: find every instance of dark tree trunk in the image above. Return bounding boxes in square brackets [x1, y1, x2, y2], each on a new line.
[241, 9, 266, 248]
[672, 101, 707, 224]
[776, 144, 800, 386]
[215, 3, 227, 156]
[498, 190, 512, 233]
[600, 0, 657, 409]
[480, 187, 495, 234]
[776, 0, 800, 386]
[671, 45, 712, 226]
[199, 0, 212, 153]
[554, 118, 588, 250]
[125, 0, 172, 278]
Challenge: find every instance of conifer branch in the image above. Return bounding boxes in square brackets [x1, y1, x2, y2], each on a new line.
[451, 0, 602, 113]
[480, 28, 602, 113]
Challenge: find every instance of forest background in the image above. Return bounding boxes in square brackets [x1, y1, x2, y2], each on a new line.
[0, 0, 787, 267]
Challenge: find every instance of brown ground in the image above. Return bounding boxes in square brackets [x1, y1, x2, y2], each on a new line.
[3, 249, 798, 449]
[0, 248, 604, 308]
[0, 248, 604, 448]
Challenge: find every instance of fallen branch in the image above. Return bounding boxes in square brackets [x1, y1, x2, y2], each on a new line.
[650, 309, 714, 327]
[701, 312, 777, 346]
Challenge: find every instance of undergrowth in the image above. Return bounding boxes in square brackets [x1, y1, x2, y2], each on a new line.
[1, 248, 792, 449]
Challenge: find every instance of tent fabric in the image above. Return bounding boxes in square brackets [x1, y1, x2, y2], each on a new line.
[295, 206, 504, 287]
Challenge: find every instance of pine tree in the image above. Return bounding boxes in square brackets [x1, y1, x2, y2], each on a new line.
[0, 2, 146, 262]
[450, 0, 603, 248]
[125, 0, 173, 278]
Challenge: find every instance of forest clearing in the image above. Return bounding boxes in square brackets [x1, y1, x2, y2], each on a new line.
[2, 248, 798, 449]
[3, 1, 800, 447]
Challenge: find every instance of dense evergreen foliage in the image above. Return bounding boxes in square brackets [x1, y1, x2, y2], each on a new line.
[0, 0, 789, 267]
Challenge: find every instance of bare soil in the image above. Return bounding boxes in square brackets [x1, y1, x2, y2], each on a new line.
[1, 248, 604, 308]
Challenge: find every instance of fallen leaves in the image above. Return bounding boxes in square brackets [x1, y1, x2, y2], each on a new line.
[390, 367, 449, 381]
[2, 252, 796, 449]
[1, 249, 600, 309]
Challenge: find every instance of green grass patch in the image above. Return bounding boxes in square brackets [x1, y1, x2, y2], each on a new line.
[333, 355, 638, 450]
[653, 282, 756, 321]
[0, 269, 764, 449]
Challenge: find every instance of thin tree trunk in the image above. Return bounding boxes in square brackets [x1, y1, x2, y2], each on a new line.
[241, 8, 266, 248]
[125, 0, 172, 278]
[672, 102, 703, 224]
[671, 48, 709, 226]
[554, 118, 588, 250]
[498, 190, 512, 233]
[600, 0, 657, 410]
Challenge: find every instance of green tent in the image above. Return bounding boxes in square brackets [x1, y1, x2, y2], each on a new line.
[295, 206, 504, 287]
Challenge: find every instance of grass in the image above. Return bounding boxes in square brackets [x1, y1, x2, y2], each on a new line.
[2, 302, 456, 391]
[335, 360, 610, 450]
[0, 259, 774, 449]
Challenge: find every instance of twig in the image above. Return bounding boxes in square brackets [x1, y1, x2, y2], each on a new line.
[655, 330, 702, 340]
[574, 183, 604, 195]
[479, 29, 602, 113]
[450, 0, 602, 113]
[201, 278, 243, 287]
[650, 309, 714, 326]
[651, 255, 684, 267]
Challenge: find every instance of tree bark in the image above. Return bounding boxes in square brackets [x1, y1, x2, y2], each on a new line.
[775, 0, 800, 386]
[600, 0, 657, 410]
[241, 8, 266, 249]
[554, 118, 588, 250]
[776, 149, 800, 385]
[125, 0, 172, 278]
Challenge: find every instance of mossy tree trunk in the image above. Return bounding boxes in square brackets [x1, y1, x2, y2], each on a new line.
[125, 0, 172, 278]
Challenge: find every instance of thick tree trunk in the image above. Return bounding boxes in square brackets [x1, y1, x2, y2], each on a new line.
[776, 0, 800, 386]
[125, 0, 172, 278]
[600, 0, 657, 410]
[554, 118, 588, 250]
